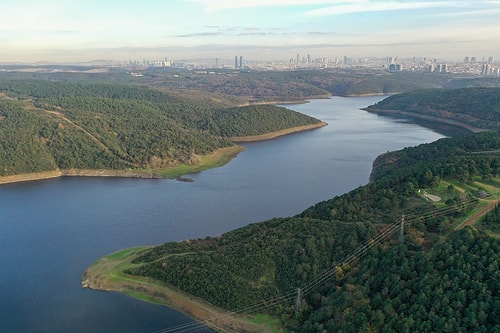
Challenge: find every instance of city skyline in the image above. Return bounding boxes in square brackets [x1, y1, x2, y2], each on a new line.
[1, 0, 500, 63]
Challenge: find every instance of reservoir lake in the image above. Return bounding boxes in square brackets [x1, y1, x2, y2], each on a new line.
[0, 96, 446, 332]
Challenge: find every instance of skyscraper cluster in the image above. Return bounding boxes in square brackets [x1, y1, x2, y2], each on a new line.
[234, 56, 243, 69]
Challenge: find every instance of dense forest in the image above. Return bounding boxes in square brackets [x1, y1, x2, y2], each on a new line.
[364, 87, 500, 131]
[124, 131, 500, 332]
[0, 79, 322, 177]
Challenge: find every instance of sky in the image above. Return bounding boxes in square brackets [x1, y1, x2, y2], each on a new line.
[1, 0, 500, 63]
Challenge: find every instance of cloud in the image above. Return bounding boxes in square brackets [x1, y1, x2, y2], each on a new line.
[184, 0, 500, 17]
[305, 1, 461, 16]
[183, 0, 359, 12]
[174, 32, 223, 38]
[434, 7, 500, 17]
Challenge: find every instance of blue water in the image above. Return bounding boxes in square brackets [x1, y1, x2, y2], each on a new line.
[0, 96, 445, 332]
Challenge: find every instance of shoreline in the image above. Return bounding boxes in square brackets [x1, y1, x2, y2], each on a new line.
[229, 121, 328, 142]
[0, 169, 156, 186]
[363, 108, 485, 133]
[82, 247, 272, 333]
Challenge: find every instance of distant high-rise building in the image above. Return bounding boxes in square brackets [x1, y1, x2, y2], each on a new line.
[239, 56, 243, 69]
[464, 56, 470, 63]
[235, 56, 238, 69]
[296, 53, 300, 65]
[481, 64, 490, 76]
[471, 57, 477, 63]
[389, 63, 402, 72]
[489, 56, 494, 64]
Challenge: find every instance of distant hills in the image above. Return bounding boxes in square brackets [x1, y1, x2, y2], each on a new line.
[3, 68, 500, 101]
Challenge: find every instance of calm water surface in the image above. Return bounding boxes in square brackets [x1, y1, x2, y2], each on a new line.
[0, 96, 445, 332]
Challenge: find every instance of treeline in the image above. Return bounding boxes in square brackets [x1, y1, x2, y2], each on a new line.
[369, 131, 500, 186]
[211, 105, 321, 137]
[365, 87, 500, 130]
[0, 79, 322, 176]
[124, 131, 500, 331]
[127, 218, 380, 309]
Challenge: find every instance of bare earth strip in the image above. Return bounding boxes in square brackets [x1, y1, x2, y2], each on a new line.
[0, 169, 154, 185]
[229, 122, 328, 142]
[455, 198, 500, 230]
[0, 170, 63, 185]
[82, 248, 273, 333]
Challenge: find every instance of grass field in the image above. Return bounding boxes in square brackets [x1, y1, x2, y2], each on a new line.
[420, 176, 500, 232]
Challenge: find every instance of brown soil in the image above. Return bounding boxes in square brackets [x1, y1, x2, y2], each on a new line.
[456, 198, 500, 230]
[230, 122, 327, 142]
[0, 169, 155, 185]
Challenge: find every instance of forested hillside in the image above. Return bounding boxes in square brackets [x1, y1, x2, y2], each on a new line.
[365, 87, 500, 131]
[0, 79, 323, 178]
[116, 131, 500, 332]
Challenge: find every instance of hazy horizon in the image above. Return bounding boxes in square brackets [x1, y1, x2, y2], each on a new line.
[2, 0, 500, 63]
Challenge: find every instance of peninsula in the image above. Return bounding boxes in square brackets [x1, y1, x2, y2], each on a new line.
[0, 79, 325, 185]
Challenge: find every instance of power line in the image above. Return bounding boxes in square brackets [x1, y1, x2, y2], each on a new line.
[152, 197, 479, 332]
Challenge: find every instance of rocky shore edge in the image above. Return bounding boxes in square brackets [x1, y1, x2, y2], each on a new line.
[229, 121, 328, 142]
[0, 169, 156, 185]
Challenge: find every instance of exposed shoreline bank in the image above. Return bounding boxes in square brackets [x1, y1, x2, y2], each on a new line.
[0, 169, 156, 186]
[229, 121, 328, 142]
[363, 108, 485, 133]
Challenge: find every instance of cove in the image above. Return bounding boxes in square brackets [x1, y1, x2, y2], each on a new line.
[0, 96, 445, 332]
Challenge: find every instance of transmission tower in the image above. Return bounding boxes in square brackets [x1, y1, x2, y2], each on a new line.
[295, 288, 302, 315]
[399, 215, 405, 246]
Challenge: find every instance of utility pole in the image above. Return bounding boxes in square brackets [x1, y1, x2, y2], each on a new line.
[399, 215, 405, 246]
